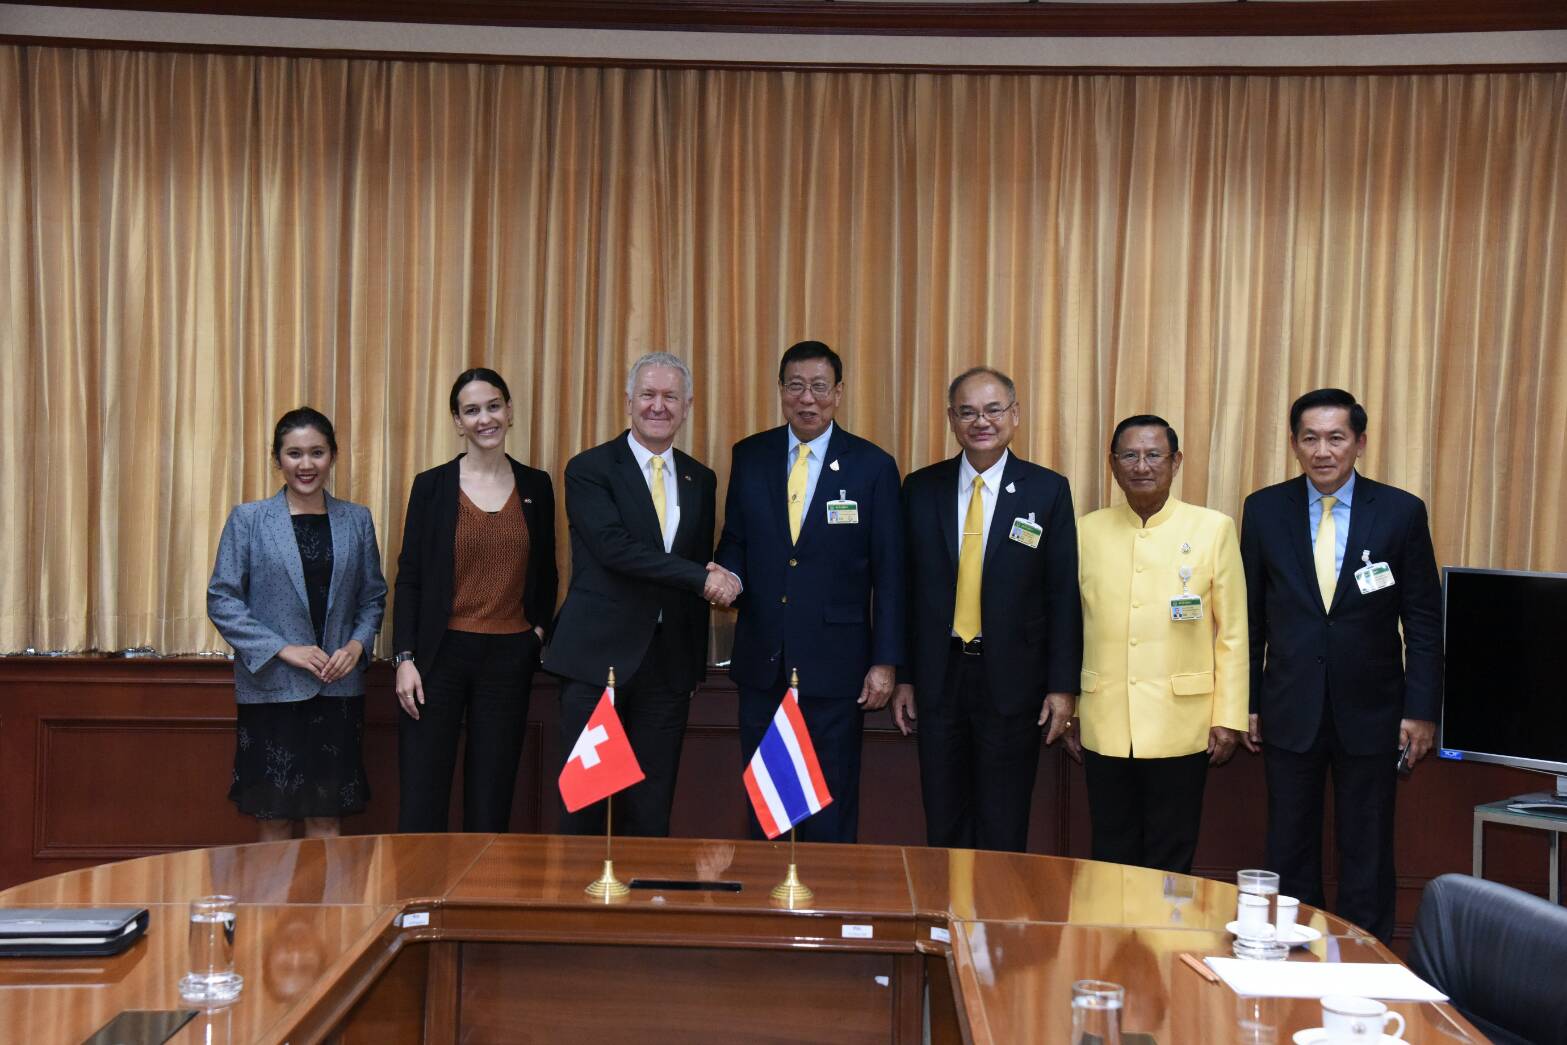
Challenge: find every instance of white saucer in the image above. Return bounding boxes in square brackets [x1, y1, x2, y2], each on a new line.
[1226, 921, 1323, 946]
[1292, 1030, 1403, 1044]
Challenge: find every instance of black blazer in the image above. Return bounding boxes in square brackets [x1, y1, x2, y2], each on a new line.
[1240, 473, 1442, 755]
[901, 452, 1082, 717]
[392, 455, 558, 673]
[541, 433, 716, 694]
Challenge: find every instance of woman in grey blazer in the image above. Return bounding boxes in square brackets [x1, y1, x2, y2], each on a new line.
[207, 408, 388, 841]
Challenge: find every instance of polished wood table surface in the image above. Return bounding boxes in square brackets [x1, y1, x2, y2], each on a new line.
[0, 835, 1484, 1044]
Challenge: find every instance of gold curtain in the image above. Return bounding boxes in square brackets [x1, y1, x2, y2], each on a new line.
[1, 45, 1563, 654]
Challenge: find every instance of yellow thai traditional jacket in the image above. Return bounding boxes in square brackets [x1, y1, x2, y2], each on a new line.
[1077, 498, 1248, 758]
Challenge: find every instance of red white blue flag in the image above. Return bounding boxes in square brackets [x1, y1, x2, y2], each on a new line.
[742, 685, 833, 839]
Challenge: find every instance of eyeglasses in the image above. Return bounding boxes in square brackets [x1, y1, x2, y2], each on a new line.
[953, 402, 1016, 425]
[1114, 450, 1170, 467]
[782, 380, 836, 399]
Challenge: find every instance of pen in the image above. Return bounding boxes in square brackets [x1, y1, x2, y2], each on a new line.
[1179, 952, 1220, 984]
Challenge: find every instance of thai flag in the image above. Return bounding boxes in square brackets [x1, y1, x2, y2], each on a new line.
[742, 685, 833, 839]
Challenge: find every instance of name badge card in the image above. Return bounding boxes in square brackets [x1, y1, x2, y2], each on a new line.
[1170, 595, 1204, 622]
[826, 491, 859, 525]
[1008, 517, 1042, 549]
[1355, 561, 1395, 595]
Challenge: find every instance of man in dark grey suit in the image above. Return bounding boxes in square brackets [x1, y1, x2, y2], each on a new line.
[1241, 388, 1442, 942]
[543, 352, 736, 837]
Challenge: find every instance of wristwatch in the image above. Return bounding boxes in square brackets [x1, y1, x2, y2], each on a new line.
[392, 651, 416, 666]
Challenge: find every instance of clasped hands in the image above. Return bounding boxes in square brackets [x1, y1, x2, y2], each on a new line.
[278, 639, 363, 685]
[703, 562, 741, 607]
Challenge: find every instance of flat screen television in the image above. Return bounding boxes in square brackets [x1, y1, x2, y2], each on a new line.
[1439, 566, 1567, 812]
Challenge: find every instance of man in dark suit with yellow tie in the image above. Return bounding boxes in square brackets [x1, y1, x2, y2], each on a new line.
[892, 367, 1081, 852]
[714, 340, 904, 843]
[1241, 388, 1442, 942]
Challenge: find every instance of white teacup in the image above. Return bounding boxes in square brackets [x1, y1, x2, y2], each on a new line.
[1236, 892, 1273, 937]
[1275, 895, 1300, 935]
[1320, 995, 1405, 1041]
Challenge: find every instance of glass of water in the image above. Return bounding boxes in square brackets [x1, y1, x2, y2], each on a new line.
[1071, 979, 1124, 1045]
[179, 895, 243, 1004]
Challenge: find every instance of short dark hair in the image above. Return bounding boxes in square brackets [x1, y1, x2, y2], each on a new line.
[449, 368, 512, 415]
[271, 407, 337, 462]
[1109, 414, 1179, 456]
[1289, 388, 1367, 437]
[947, 366, 1016, 406]
[778, 340, 842, 385]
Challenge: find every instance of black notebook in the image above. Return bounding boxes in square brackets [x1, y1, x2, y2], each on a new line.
[0, 908, 149, 957]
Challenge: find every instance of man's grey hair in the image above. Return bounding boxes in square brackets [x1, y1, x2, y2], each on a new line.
[625, 351, 694, 400]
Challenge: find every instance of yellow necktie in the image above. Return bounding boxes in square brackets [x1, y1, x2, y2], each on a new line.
[787, 445, 811, 543]
[953, 476, 985, 642]
[1314, 494, 1338, 610]
[650, 455, 668, 537]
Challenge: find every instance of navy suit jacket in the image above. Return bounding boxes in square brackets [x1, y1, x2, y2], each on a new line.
[715, 424, 905, 697]
[207, 489, 387, 704]
[1240, 473, 1442, 755]
[901, 452, 1082, 717]
[542, 433, 715, 694]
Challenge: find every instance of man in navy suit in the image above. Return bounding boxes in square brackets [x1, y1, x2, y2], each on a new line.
[714, 340, 904, 843]
[892, 366, 1080, 853]
[1241, 388, 1442, 942]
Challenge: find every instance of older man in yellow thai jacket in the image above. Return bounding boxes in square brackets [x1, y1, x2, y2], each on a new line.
[1073, 415, 1248, 874]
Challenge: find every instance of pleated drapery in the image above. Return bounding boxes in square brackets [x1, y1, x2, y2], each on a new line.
[2, 46, 1563, 653]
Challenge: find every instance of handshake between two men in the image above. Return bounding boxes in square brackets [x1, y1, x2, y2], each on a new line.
[703, 561, 742, 607]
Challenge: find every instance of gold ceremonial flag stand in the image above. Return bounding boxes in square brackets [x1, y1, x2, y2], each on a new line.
[770, 669, 815, 908]
[770, 826, 813, 907]
[585, 667, 630, 902]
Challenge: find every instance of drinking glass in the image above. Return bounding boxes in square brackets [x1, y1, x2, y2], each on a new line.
[1070, 979, 1124, 1045]
[178, 895, 243, 1004]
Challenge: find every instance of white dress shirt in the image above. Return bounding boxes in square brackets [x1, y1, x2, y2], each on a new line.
[626, 431, 680, 553]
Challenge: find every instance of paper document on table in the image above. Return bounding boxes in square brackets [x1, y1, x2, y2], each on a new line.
[1203, 958, 1448, 1001]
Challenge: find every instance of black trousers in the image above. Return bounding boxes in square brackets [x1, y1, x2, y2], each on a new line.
[1264, 703, 1399, 942]
[557, 625, 689, 838]
[397, 629, 539, 833]
[1082, 747, 1210, 874]
[915, 651, 1042, 853]
[739, 666, 863, 844]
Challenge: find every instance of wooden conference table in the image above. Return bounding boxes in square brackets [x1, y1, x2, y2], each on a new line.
[0, 834, 1485, 1044]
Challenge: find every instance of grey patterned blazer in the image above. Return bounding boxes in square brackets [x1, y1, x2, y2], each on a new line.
[207, 489, 387, 704]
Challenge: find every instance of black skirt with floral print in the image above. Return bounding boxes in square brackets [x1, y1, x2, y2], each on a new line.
[229, 695, 370, 820]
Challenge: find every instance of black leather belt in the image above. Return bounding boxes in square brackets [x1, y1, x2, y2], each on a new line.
[950, 636, 983, 656]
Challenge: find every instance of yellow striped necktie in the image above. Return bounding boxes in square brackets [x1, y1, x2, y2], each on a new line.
[1314, 494, 1338, 610]
[953, 476, 985, 642]
[787, 445, 811, 543]
[650, 455, 668, 537]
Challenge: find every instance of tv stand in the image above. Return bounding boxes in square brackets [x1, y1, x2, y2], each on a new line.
[1474, 795, 1567, 905]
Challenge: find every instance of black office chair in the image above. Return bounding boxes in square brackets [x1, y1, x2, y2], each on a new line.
[1406, 873, 1567, 1045]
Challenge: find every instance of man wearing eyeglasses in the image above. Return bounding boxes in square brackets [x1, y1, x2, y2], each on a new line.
[891, 367, 1082, 852]
[714, 340, 904, 843]
[1072, 415, 1249, 874]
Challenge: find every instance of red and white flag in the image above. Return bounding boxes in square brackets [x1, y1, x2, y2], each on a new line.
[558, 684, 645, 813]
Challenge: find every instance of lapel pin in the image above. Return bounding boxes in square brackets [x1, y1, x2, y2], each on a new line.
[1005, 482, 1016, 494]
[684, 473, 693, 481]
[524, 498, 533, 504]
[1180, 542, 1190, 553]
[829, 459, 841, 472]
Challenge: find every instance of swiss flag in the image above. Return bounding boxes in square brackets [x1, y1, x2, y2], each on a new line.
[558, 686, 645, 813]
